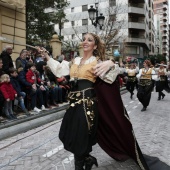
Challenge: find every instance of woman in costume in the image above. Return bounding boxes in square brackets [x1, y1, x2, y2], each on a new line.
[43, 33, 119, 170]
[42, 34, 169, 170]
[125, 63, 139, 99]
[136, 60, 157, 111]
[155, 62, 168, 100]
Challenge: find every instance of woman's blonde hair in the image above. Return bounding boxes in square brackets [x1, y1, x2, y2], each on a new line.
[0, 74, 10, 83]
[88, 33, 106, 61]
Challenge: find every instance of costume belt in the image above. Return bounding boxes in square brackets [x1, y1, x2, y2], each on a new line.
[68, 87, 96, 132]
[139, 79, 152, 86]
[159, 76, 166, 81]
[128, 76, 136, 82]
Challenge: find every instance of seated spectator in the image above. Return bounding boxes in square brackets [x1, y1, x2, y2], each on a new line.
[0, 74, 17, 120]
[15, 49, 28, 70]
[26, 62, 48, 112]
[44, 66, 63, 105]
[35, 61, 52, 108]
[9, 68, 30, 115]
[57, 76, 70, 102]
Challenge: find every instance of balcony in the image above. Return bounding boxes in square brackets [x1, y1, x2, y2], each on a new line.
[162, 49, 168, 54]
[162, 16, 168, 21]
[128, 22, 145, 30]
[127, 35, 149, 47]
[162, 39, 168, 44]
[163, 4, 168, 10]
[162, 45, 168, 49]
[163, 11, 168, 16]
[162, 32, 168, 37]
[128, 3, 145, 15]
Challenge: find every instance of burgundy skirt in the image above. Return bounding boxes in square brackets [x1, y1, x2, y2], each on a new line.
[95, 78, 162, 170]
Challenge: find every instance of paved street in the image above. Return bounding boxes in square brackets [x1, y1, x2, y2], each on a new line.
[0, 89, 170, 170]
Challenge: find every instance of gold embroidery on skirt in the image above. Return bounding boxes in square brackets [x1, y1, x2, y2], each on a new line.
[68, 87, 96, 132]
[123, 108, 146, 170]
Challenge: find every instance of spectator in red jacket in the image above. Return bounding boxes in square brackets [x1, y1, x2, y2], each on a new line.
[0, 74, 17, 120]
[26, 62, 48, 112]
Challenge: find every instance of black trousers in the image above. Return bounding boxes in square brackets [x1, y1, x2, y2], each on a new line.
[137, 84, 153, 108]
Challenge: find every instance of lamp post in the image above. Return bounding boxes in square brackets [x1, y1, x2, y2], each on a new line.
[88, 3, 105, 30]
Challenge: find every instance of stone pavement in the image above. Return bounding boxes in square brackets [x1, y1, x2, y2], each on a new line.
[0, 89, 169, 170]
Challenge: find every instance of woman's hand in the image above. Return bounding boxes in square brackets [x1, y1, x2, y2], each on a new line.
[93, 60, 115, 77]
[35, 46, 50, 61]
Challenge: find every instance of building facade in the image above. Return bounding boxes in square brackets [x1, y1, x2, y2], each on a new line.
[0, 0, 26, 60]
[153, 0, 169, 61]
[55, 0, 155, 60]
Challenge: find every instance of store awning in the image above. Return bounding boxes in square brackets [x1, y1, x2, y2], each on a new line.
[0, 0, 25, 9]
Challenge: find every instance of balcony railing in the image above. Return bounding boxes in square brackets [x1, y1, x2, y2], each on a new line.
[129, 18, 145, 23]
[128, 3, 144, 8]
[129, 35, 145, 39]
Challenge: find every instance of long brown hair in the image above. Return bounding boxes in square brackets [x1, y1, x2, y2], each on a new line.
[88, 33, 106, 61]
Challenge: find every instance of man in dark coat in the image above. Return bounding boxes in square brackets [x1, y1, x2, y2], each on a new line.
[0, 58, 5, 117]
[0, 45, 14, 74]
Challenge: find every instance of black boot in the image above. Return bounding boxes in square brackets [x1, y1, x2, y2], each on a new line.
[130, 92, 134, 99]
[162, 93, 165, 99]
[158, 92, 161, 100]
[74, 155, 85, 170]
[85, 155, 98, 170]
[141, 107, 146, 112]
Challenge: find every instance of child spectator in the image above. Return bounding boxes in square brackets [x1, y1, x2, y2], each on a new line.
[9, 68, 30, 115]
[26, 62, 46, 112]
[0, 74, 17, 120]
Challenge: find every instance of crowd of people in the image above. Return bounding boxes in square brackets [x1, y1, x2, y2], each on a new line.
[117, 60, 170, 111]
[0, 45, 70, 120]
[1, 37, 170, 170]
[41, 33, 170, 170]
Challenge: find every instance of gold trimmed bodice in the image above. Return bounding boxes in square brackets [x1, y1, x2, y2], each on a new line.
[70, 59, 97, 83]
[141, 68, 152, 80]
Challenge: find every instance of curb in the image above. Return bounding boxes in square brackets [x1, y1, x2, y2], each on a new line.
[0, 87, 127, 141]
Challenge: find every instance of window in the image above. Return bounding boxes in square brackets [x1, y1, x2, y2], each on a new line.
[71, 21, 75, 26]
[72, 34, 75, 39]
[125, 46, 138, 54]
[82, 19, 88, 26]
[82, 5, 88, 12]
[71, 7, 74, 12]
[82, 33, 87, 39]
[109, 0, 116, 7]
[109, 14, 116, 22]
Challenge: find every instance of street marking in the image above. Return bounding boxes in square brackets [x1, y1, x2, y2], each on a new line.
[125, 105, 128, 108]
[51, 154, 74, 170]
[133, 106, 138, 109]
[127, 111, 131, 114]
[138, 102, 141, 105]
[129, 101, 134, 103]
[42, 144, 64, 157]
[135, 98, 138, 100]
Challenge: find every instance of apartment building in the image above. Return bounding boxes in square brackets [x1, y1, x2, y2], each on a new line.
[55, 0, 155, 60]
[153, 0, 169, 61]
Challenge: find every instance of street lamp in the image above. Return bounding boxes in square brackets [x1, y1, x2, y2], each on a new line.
[88, 3, 105, 30]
